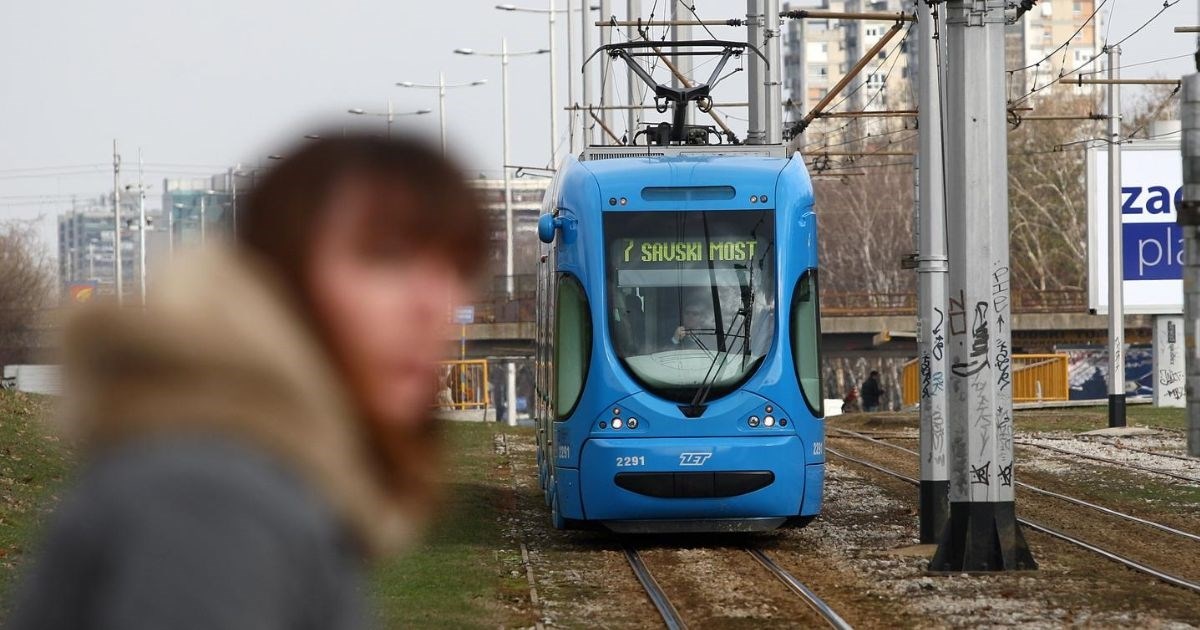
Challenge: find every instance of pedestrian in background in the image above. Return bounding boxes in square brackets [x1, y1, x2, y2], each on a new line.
[7, 135, 488, 630]
[861, 370, 885, 412]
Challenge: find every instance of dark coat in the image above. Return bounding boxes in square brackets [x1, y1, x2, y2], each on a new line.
[861, 375, 883, 407]
[7, 249, 421, 630]
[7, 439, 366, 630]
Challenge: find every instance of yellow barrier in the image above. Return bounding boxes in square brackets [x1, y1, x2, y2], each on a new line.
[435, 359, 491, 410]
[900, 353, 1070, 407]
[902, 359, 920, 408]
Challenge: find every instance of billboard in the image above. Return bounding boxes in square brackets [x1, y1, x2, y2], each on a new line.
[1087, 142, 1183, 315]
[66, 281, 97, 304]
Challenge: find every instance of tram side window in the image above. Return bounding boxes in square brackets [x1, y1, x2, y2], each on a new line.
[791, 270, 824, 416]
[555, 275, 591, 419]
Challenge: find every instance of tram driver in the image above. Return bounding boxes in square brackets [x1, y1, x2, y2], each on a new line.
[668, 295, 716, 351]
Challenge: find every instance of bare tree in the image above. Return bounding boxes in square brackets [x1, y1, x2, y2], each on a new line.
[0, 221, 53, 365]
[812, 152, 916, 302]
[1005, 88, 1181, 297]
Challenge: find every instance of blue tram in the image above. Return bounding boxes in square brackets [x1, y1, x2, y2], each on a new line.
[533, 146, 825, 533]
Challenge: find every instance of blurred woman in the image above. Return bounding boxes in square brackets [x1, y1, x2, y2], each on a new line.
[8, 135, 487, 630]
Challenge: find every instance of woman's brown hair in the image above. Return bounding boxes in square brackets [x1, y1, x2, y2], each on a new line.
[236, 133, 488, 513]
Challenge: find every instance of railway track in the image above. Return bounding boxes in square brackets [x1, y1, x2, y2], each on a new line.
[1015, 440, 1200, 484]
[746, 548, 853, 630]
[1088, 439, 1199, 464]
[623, 545, 687, 630]
[622, 544, 852, 629]
[823, 441, 1200, 596]
[828, 428, 1200, 543]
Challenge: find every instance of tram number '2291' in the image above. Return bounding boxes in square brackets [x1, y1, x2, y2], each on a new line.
[812, 441, 824, 456]
[616, 456, 646, 467]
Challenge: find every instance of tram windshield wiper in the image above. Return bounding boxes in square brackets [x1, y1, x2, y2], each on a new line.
[679, 269, 753, 418]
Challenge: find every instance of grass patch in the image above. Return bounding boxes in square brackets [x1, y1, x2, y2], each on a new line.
[0, 390, 70, 613]
[369, 422, 536, 629]
[0, 391, 536, 627]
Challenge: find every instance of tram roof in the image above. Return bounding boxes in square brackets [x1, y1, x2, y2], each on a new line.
[577, 154, 791, 189]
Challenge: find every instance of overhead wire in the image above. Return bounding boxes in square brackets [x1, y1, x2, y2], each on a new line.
[787, 21, 916, 148]
[1077, 52, 1194, 76]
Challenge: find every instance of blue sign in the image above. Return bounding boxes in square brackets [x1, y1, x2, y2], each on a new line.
[452, 305, 475, 325]
[1123, 222, 1184, 281]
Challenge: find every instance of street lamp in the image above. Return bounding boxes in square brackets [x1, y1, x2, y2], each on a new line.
[456, 39, 548, 427]
[495, 2, 567, 165]
[396, 76, 488, 155]
[123, 179, 151, 307]
[347, 101, 432, 138]
[454, 40, 548, 301]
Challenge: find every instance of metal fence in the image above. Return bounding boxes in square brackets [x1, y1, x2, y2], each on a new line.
[436, 359, 490, 410]
[901, 353, 1070, 407]
[822, 290, 1087, 317]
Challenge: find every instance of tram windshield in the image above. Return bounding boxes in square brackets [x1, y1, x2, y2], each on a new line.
[605, 210, 776, 403]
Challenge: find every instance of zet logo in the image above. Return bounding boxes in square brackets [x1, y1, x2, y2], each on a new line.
[679, 452, 713, 466]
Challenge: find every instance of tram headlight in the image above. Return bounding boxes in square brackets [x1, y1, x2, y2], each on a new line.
[627, 418, 638, 429]
[612, 418, 623, 429]
[764, 415, 776, 427]
[748, 416, 760, 427]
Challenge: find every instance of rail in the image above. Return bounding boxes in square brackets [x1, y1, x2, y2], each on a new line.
[746, 549, 853, 629]
[829, 428, 1200, 544]
[820, 290, 1087, 317]
[824, 444, 1200, 595]
[623, 545, 687, 630]
[901, 353, 1069, 407]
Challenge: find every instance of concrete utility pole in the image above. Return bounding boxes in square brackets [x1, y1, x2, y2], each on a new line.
[199, 194, 208, 246]
[1182, 30, 1200, 457]
[501, 37, 519, 427]
[137, 149, 147, 307]
[599, 0, 616, 142]
[439, 73, 451, 154]
[671, 0, 693, 127]
[915, 0, 949, 544]
[746, 0, 781, 144]
[929, 0, 1035, 572]
[567, 0, 577, 153]
[1106, 46, 1127, 428]
[230, 165, 239, 237]
[549, 0, 560, 164]
[581, 0, 595, 146]
[626, 0, 643, 140]
[112, 140, 123, 306]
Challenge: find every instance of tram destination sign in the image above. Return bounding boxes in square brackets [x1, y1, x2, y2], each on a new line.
[1087, 142, 1183, 315]
[616, 238, 761, 266]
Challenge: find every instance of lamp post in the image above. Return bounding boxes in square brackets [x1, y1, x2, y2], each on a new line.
[454, 40, 549, 299]
[396, 75, 488, 155]
[120, 148, 151, 307]
[347, 101, 432, 137]
[496, 2, 565, 165]
[456, 39, 549, 427]
[198, 189, 217, 246]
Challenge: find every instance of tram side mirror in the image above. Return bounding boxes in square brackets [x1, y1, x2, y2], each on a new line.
[538, 213, 560, 243]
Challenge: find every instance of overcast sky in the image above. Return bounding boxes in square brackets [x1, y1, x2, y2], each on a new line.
[1, 1, 1196, 250]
